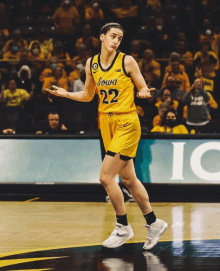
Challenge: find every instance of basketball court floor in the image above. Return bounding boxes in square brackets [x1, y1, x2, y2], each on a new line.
[1, 199, 220, 270]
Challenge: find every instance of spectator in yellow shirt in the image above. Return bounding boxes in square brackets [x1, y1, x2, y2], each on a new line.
[29, 29, 53, 58]
[152, 101, 169, 128]
[52, 0, 80, 54]
[194, 41, 219, 80]
[29, 42, 46, 61]
[85, 0, 104, 36]
[28, 41, 46, 71]
[138, 49, 161, 88]
[162, 60, 191, 93]
[72, 44, 89, 70]
[111, 0, 138, 43]
[165, 52, 185, 74]
[68, 60, 84, 83]
[47, 41, 72, 70]
[111, 0, 138, 19]
[39, 56, 67, 82]
[42, 66, 69, 94]
[174, 40, 194, 82]
[42, 66, 68, 107]
[0, 79, 31, 107]
[75, 24, 100, 57]
[151, 108, 188, 134]
[146, 0, 161, 10]
[129, 40, 141, 60]
[175, 40, 193, 70]
[155, 88, 179, 111]
[3, 41, 21, 67]
[52, 0, 80, 35]
[75, 0, 88, 17]
[3, 29, 28, 53]
[199, 18, 220, 56]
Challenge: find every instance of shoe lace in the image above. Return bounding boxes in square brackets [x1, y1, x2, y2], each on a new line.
[145, 224, 158, 245]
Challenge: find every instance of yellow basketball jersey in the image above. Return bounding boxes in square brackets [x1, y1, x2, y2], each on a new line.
[91, 51, 137, 113]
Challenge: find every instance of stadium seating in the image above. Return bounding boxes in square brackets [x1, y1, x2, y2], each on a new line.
[0, 106, 25, 132]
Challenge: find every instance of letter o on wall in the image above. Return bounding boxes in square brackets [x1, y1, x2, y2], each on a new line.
[190, 142, 220, 181]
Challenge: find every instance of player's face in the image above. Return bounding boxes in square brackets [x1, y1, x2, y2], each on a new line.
[101, 28, 123, 52]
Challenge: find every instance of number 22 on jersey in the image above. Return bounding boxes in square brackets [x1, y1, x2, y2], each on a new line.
[100, 89, 119, 104]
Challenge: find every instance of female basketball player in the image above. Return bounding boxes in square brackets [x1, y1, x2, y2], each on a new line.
[46, 22, 167, 250]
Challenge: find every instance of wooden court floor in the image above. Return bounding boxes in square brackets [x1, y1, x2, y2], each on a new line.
[1, 200, 220, 270]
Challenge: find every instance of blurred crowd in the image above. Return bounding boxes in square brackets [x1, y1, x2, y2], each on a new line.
[0, 0, 220, 134]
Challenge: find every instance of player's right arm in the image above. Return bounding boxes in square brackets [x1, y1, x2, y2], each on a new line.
[45, 58, 96, 102]
[124, 55, 155, 98]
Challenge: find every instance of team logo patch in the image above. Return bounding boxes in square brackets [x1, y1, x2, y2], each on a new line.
[92, 63, 98, 70]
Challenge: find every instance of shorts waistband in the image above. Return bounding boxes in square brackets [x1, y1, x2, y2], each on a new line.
[100, 111, 137, 116]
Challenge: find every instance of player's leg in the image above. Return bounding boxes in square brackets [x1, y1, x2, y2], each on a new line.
[120, 157, 136, 202]
[100, 152, 127, 215]
[100, 153, 134, 248]
[118, 159, 152, 214]
[118, 159, 168, 250]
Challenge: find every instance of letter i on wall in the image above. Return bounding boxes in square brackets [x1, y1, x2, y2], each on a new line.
[171, 142, 186, 181]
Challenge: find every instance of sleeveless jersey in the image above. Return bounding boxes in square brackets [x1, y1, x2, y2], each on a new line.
[91, 51, 136, 113]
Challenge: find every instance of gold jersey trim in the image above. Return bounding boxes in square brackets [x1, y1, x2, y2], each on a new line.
[98, 51, 120, 72]
[122, 54, 130, 77]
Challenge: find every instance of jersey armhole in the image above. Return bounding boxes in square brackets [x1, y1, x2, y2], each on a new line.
[90, 56, 94, 78]
[122, 54, 130, 77]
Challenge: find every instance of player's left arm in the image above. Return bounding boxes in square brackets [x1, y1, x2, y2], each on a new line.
[124, 55, 155, 98]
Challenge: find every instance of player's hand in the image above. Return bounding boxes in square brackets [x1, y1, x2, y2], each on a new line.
[136, 87, 155, 98]
[45, 85, 68, 98]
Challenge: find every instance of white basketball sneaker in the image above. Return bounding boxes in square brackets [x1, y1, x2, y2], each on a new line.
[143, 219, 168, 250]
[102, 223, 134, 248]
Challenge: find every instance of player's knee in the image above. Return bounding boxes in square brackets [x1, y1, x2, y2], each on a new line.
[99, 174, 109, 187]
[121, 177, 135, 188]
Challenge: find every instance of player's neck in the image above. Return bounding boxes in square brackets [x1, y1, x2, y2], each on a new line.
[100, 48, 117, 69]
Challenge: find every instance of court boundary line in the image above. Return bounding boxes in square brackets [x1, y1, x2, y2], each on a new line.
[9, 197, 40, 207]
